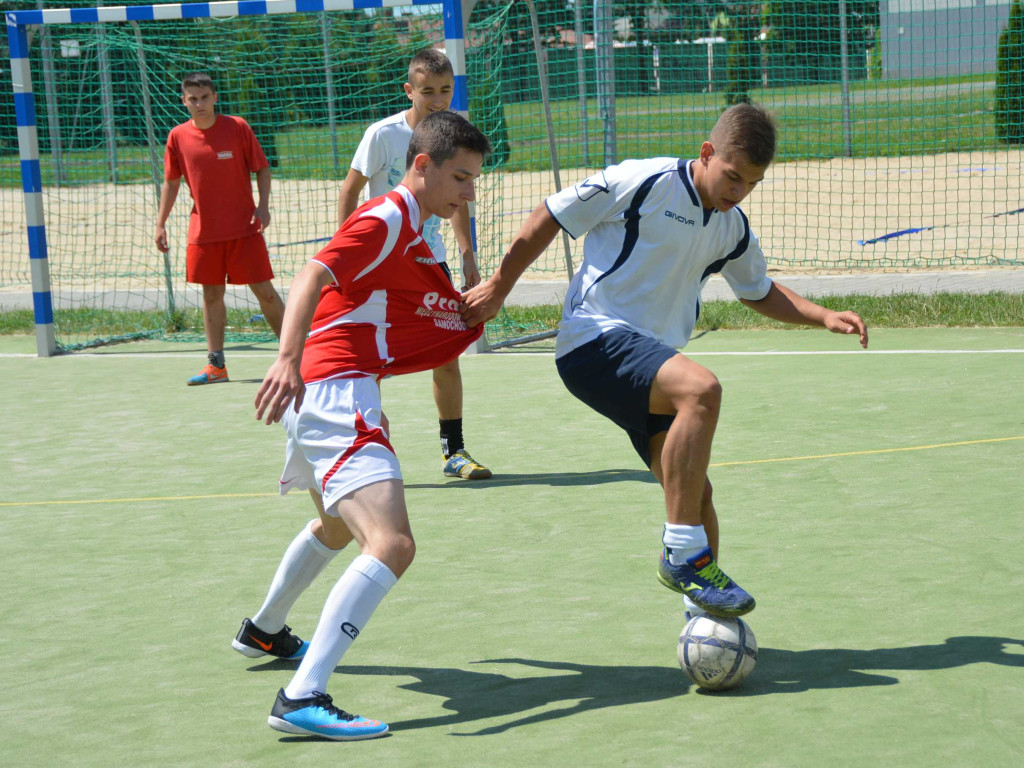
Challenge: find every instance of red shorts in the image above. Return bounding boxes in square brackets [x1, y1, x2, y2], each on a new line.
[186, 232, 274, 285]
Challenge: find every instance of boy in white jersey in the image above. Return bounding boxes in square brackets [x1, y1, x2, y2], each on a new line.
[338, 49, 492, 481]
[462, 104, 868, 619]
[233, 112, 490, 740]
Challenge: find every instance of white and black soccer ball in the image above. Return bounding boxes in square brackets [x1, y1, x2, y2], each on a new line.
[677, 615, 758, 691]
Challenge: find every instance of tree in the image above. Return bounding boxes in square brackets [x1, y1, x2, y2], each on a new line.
[762, 0, 878, 84]
[996, 0, 1024, 144]
[721, 1, 761, 106]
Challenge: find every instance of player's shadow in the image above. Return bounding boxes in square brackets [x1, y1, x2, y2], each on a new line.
[308, 636, 1024, 734]
[406, 468, 657, 490]
[246, 637, 1024, 735]
[337, 659, 688, 735]
[733, 635, 1024, 696]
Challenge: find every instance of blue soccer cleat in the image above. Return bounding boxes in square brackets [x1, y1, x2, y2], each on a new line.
[268, 689, 389, 741]
[231, 618, 309, 660]
[657, 546, 756, 618]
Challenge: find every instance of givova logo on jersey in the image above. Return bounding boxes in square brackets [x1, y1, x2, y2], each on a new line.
[664, 210, 695, 226]
[415, 292, 468, 331]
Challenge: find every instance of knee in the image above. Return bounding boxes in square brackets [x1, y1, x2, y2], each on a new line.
[250, 282, 280, 303]
[314, 518, 353, 550]
[382, 533, 416, 577]
[697, 370, 722, 405]
[202, 285, 225, 306]
[678, 369, 721, 412]
[434, 358, 459, 376]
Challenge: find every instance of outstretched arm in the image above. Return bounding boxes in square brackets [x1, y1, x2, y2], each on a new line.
[254, 260, 333, 424]
[741, 282, 868, 348]
[460, 202, 562, 328]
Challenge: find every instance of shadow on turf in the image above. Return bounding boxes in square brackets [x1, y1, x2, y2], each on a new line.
[729, 635, 1024, 696]
[406, 468, 658, 490]
[247, 637, 1024, 735]
[337, 659, 689, 735]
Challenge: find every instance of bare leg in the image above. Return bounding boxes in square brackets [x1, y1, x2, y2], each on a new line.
[648, 354, 722, 526]
[201, 283, 227, 353]
[432, 358, 463, 421]
[649, 440, 720, 558]
[248, 280, 285, 338]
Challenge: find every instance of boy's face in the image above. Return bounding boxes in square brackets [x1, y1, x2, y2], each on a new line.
[696, 142, 767, 212]
[416, 148, 482, 220]
[404, 70, 455, 122]
[181, 85, 218, 123]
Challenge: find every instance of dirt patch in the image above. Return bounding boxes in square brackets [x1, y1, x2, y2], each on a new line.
[1, 150, 1020, 297]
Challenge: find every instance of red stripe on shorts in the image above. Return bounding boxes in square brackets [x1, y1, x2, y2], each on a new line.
[321, 412, 395, 492]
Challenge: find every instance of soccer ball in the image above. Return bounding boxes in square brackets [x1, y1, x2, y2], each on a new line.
[677, 615, 758, 691]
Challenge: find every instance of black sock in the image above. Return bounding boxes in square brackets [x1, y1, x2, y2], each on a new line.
[208, 350, 225, 368]
[440, 418, 464, 458]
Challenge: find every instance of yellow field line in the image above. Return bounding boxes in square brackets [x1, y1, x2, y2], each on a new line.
[0, 492, 276, 507]
[3, 435, 1022, 507]
[709, 435, 1024, 468]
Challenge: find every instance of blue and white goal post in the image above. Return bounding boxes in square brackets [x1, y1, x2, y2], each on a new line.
[5, 0, 475, 357]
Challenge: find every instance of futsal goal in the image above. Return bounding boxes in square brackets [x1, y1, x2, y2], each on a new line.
[4, 0, 1023, 355]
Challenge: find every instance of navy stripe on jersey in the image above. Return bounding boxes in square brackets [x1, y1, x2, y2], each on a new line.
[679, 159, 699, 207]
[570, 167, 676, 311]
[680, 159, 716, 225]
[700, 208, 751, 282]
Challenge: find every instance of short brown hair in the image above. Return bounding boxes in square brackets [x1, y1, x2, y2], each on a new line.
[181, 72, 216, 93]
[406, 111, 491, 169]
[710, 103, 776, 167]
[408, 48, 453, 82]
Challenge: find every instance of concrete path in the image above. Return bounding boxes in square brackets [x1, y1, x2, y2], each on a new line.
[2, 269, 1022, 312]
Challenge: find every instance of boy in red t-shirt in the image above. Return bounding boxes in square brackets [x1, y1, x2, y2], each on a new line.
[154, 72, 285, 386]
[232, 111, 490, 740]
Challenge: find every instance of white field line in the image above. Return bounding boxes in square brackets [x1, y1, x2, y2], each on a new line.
[3, 348, 1024, 359]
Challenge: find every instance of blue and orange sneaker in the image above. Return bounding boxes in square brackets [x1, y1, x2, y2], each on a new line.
[231, 618, 308, 660]
[187, 363, 228, 386]
[657, 546, 756, 618]
[268, 688, 389, 741]
[442, 449, 492, 479]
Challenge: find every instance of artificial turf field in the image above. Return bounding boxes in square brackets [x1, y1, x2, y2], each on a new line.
[2, 327, 1023, 768]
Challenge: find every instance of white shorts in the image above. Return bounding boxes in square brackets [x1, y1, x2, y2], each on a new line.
[279, 376, 401, 514]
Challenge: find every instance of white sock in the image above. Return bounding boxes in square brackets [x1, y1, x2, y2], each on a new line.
[663, 523, 709, 565]
[683, 595, 706, 619]
[252, 521, 341, 634]
[284, 554, 398, 701]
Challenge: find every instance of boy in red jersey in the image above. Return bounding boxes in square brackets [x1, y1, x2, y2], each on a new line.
[233, 111, 490, 741]
[155, 72, 285, 386]
[338, 49, 492, 480]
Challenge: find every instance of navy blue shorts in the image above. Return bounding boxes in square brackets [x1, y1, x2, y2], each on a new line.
[556, 327, 679, 467]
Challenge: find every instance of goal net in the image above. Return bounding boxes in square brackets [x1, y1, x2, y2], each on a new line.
[3, 0, 1023, 353]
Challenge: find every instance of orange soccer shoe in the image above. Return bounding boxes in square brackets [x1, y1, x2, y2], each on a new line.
[187, 363, 228, 386]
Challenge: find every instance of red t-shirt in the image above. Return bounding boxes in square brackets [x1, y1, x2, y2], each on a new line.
[164, 115, 269, 244]
[301, 185, 483, 383]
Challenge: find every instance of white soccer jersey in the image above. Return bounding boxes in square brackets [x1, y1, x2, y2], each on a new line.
[350, 112, 445, 262]
[547, 157, 773, 357]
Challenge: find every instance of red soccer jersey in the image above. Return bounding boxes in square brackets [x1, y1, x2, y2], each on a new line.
[164, 115, 269, 244]
[300, 185, 483, 383]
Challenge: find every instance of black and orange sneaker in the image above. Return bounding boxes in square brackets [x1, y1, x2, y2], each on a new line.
[231, 618, 308, 660]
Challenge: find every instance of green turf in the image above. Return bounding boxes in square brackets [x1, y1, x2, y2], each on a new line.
[2, 328, 1023, 767]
